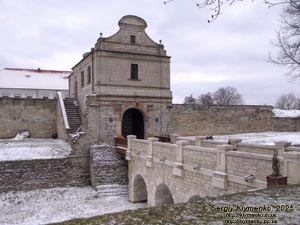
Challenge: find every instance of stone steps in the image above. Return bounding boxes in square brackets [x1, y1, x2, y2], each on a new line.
[63, 98, 82, 134]
[96, 184, 128, 196]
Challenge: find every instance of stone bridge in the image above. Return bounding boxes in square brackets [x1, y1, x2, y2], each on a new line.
[126, 135, 300, 207]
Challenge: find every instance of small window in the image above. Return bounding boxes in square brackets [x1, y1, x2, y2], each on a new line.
[81, 71, 84, 87]
[130, 64, 138, 80]
[87, 66, 91, 84]
[130, 35, 136, 44]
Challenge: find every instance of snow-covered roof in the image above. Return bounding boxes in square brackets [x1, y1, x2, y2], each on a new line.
[272, 109, 300, 118]
[0, 67, 70, 90]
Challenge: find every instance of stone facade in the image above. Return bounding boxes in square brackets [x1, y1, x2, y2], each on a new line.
[0, 98, 57, 138]
[69, 15, 172, 145]
[0, 88, 68, 99]
[127, 135, 300, 207]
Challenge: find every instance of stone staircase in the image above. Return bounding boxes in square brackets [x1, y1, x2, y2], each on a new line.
[96, 184, 128, 196]
[64, 98, 82, 134]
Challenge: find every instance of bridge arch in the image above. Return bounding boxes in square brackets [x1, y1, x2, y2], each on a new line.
[132, 174, 148, 203]
[188, 195, 202, 202]
[154, 183, 174, 206]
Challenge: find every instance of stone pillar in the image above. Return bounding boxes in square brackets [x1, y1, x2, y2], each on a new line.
[283, 151, 300, 184]
[170, 134, 180, 144]
[212, 144, 235, 189]
[275, 141, 291, 157]
[172, 141, 189, 177]
[126, 135, 136, 161]
[146, 137, 158, 167]
[195, 136, 206, 147]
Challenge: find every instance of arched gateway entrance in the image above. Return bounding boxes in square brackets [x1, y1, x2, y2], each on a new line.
[122, 108, 144, 139]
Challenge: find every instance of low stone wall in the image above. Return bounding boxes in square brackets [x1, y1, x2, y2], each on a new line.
[90, 145, 128, 189]
[0, 97, 57, 138]
[272, 117, 300, 132]
[171, 104, 273, 136]
[0, 156, 89, 192]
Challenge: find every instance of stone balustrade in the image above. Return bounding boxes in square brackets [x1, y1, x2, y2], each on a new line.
[127, 135, 300, 207]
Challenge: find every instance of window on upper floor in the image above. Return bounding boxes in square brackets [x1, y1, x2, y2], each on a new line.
[130, 35, 136, 44]
[130, 64, 139, 80]
[81, 71, 84, 87]
[87, 66, 91, 84]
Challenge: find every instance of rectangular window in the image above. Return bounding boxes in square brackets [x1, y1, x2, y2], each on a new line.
[81, 71, 84, 87]
[87, 66, 91, 84]
[130, 35, 136, 44]
[130, 64, 138, 80]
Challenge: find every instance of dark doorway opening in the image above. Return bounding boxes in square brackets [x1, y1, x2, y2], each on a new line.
[122, 108, 144, 139]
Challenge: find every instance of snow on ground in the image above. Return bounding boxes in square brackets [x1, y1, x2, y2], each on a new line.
[272, 109, 300, 118]
[0, 138, 72, 161]
[0, 186, 146, 225]
[186, 131, 300, 145]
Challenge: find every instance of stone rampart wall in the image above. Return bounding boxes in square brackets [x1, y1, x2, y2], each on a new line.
[272, 117, 300, 132]
[0, 156, 89, 193]
[171, 104, 273, 136]
[0, 98, 57, 138]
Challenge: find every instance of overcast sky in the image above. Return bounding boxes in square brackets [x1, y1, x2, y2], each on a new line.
[0, 0, 299, 105]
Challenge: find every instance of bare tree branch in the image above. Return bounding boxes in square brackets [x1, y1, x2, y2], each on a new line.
[164, 0, 296, 21]
[269, 1, 300, 79]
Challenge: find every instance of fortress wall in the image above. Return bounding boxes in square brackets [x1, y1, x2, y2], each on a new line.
[0, 156, 89, 193]
[0, 97, 57, 138]
[171, 104, 274, 136]
[272, 117, 300, 132]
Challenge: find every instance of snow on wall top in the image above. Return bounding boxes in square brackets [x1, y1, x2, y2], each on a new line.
[0, 68, 70, 90]
[273, 109, 300, 118]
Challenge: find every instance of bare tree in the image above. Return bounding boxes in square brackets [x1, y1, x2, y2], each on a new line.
[184, 94, 197, 104]
[213, 86, 244, 105]
[198, 92, 214, 105]
[163, 0, 291, 22]
[275, 93, 300, 109]
[269, 1, 300, 79]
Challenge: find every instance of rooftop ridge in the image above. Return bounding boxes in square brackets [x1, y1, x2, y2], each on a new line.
[4, 67, 71, 74]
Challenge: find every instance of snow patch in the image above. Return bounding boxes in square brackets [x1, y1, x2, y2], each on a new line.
[212, 132, 300, 145]
[273, 109, 300, 118]
[186, 132, 300, 146]
[0, 186, 146, 225]
[12, 130, 30, 140]
[0, 138, 72, 161]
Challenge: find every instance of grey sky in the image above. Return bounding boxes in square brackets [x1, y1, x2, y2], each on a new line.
[0, 0, 299, 105]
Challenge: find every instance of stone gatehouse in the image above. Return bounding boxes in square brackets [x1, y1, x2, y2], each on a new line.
[1, 14, 300, 195]
[69, 15, 172, 145]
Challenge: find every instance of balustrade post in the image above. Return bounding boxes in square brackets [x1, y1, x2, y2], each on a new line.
[126, 135, 136, 161]
[146, 137, 158, 167]
[172, 141, 189, 177]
